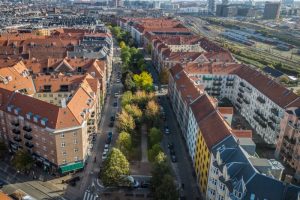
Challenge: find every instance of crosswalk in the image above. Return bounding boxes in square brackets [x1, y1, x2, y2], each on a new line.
[83, 190, 99, 200]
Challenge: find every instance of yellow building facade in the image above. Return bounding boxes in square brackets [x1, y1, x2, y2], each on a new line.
[194, 131, 211, 194]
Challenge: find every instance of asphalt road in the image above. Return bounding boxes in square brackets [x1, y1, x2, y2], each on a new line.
[146, 56, 202, 200]
[63, 42, 124, 200]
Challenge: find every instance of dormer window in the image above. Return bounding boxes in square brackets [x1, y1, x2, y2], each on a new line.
[14, 108, 20, 115]
[26, 112, 33, 120]
[7, 105, 13, 112]
[33, 115, 40, 123]
[41, 118, 48, 126]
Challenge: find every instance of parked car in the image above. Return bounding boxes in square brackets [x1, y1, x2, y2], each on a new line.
[116, 79, 120, 83]
[102, 152, 107, 160]
[109, 121, 114, 127]
[106, 137, 112, 144]
[114, 92, 119, 98]
[113, 102, 118, 107]
[164, 126, 170, 134]
[171, 155, 177, 163]
[169, 148, 175, 156]
[108, 132, 113, 138]
[110, 116, 115, 121]
[0, 179, 5, 188]
[168, 142, 174, 150]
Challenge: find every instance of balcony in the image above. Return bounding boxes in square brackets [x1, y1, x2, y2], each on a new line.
[245, 86, 252, 93]
[24, 134, 33, 140]
[23, 126, 32, 132]
[11, 121, 20, 127]
[238, 92, 243, 99]
[12, 129, 21, 135]
[25, 142, 34, 148]
[283, 135, 296, 145]
[212, 92, 221, 96]
[205, 87, 211, 91]
[239, 82, 245, 87]
[268, 122, 275, 131]
[203, 76, 213, 81]
[213, 82, 222, 86]
[226, 77, 234, 81]
[238, 88, 244, 93]
[257, 96, 266, 104]
[226, 83, 234, 87]
[243, 98, 250, 104]
[214, 77, 222, 81]
[237, 98, 243, 104]
[212, 87, 221, 91]
[13, 136, 22, 142]
[271, 108, 279, 117]
[236, 104, 241, 110]
[269, 116, 279, 124]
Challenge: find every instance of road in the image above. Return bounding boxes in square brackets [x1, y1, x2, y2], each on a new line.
[63, 40, 124, 200]
[146, 56, 202, 200]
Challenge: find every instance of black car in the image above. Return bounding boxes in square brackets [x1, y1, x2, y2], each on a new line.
[109, 121, 114, 127]
[171, 155, 177, 163]
[0, 179, 5, 188]
[92, 136, 96, 142]
[168, 143, 174, 149]
[106, 137, 112, 144]
[110, 116, 115, 121]
[113, 102, 118, 107]
[169, 148, 175, 156]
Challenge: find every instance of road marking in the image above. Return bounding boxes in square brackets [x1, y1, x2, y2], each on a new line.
[83, 190, 98, 200]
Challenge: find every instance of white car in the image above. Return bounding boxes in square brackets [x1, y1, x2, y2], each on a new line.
[104, 146, 109, 153]
[102, 152, 107, 160]
[116, 79, 120, 83]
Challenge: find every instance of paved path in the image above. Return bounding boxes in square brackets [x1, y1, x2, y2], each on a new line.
[141, 124, 148, 162]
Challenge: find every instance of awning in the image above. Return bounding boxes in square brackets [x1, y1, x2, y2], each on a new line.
[59, 162, 84, 174]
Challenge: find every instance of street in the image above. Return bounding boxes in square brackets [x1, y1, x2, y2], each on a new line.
[146, 56, 202, 200]
[63, 40, 124, 200]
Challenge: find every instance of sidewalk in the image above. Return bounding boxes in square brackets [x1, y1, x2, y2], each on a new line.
[141, 124, 148, 162]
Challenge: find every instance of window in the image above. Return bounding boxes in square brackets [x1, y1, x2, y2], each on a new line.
[219, 182, 225, 191]
[74, 156, 78, 162]
[61, 142, 65, 147]
[62, 159, 66, 164]
[43, 94, 47, 97]
[74, 139, 78, 144]
[74, 148, 78, 153]
[60, 133, 64, 138]
[73, 132, 77, 136]
[43, 146, 47, 151]
[62, 151, 67, 156]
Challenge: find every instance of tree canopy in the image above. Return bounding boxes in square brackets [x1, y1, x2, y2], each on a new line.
[116, 132, 132, 157]
[133, 71, 153, 91]
[12, 150, 34, 172]
[117, 110, 136, 133]
[100, 148, 130, 186]
[145, 100, 160, 126]
[124, 104, 143, 123]
[154, 175, 179, 200]
[148, 143, 163, 162]
[149, 127, 163, 147]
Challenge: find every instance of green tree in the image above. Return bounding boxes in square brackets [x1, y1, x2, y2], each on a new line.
[121, 91, 134, 107]
[111, 26, 121, 38]
[155, 151, 167, 164]
[117, 110, 136, 133]
[133, 71, 153, 91]
[116, 132, 132, 157]
[149, 127, 162, 147]
[280, 76, 289, 84]
[0, 141, 7, 159]
[119, 41, 126, 49]
[151, 158, 171, 187]
[145, 100, 160, 126]
[100, 148, 130, 186]
[148, 144, 163, 162]
[159, 68, 169, 85]
[137, 58, 146, 71]
[147, 43, 152, 54]
[154, 175, 179, 200]
[12, 150, 34, 172]
[121, 48, 131, 65]
[124, 104, 143, 123]
[124, 72, 136, 91]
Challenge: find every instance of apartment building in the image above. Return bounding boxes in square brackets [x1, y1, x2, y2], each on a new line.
[275, 106, 300, 181]
[168, 64, 300, 198]
[207, 135, 299, 200]
[118, 17, 191, 46]
[0, 45, 106, 173]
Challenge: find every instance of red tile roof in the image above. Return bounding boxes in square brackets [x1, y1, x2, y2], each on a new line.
[232, 130, 253, 138]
